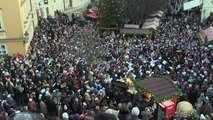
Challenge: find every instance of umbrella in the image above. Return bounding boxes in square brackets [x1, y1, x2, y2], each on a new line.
[8, 111, 46, 120]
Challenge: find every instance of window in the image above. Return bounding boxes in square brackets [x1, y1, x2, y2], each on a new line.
[56, 3, 59, 10]
[0, 44, 7, 55]
[70, 0, 72, 7]
[52, 5, 54, 12]
[0, 21, 2, 30]
[0, 10, 4, 30]
[44, 0, 48, 4]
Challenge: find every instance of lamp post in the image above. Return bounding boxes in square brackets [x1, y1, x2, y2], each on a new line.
[24, 31, 29, 44]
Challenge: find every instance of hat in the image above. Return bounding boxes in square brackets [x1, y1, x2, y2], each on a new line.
[106, 109, 119, 120]
[80, 114, 86, 120]
[62, 112, 69, 120]
[205, 96, 209, 101]
[38, 94, 42, 100]
[86, 90, 91, 93]
[29, 98, 33, 102]
[83, 102, 87, 106]
[200, 114, 205, 119]
[95, 106, 100, 111]
[145, 107, 150, 112]
[64, 105, 68, 111]
[95, 97, 99, 101]
[15, 110, 21, 114]
[7, 94, 11, 98]
[182, 72, 186, 75]
[131, 107, 140, 116]
[4, 72, 10, 76]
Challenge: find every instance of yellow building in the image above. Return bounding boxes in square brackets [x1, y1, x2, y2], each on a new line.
[0, 0, 38, 55]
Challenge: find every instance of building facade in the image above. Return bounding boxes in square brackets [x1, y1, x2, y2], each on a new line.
[201, 0, 213, 22]
[0, 0, 91, 55]
[72, 0, 91, 8]
[64, 0, 73, 10]
[0, 0, 38, 55]
[183, 0, 213, 22]
[36, 0, 91, 18]
[36, 0, 65, 18]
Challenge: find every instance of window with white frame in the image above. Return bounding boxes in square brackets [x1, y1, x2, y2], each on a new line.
[0, 10, 4, 30]
[0, 44, 7, 55]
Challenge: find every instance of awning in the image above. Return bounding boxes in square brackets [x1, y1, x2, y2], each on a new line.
[142, 17, 160, 30]
[149, 10, 164, 18]
[84, 12, 99, 19]
[133, 77, 182, 102]
[199, 26, 213, 42]
[145, 17, 160, 23]
[120, 28, 151, 34]
[142, 23, 158, 30]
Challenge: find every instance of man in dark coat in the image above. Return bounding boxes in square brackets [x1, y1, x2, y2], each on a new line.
[95, 112, 117, 120]
[45, 96, 58, 118]
[118, 104, 132, 120]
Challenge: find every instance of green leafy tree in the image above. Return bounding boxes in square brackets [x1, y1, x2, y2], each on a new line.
[99, 0, 124, 27]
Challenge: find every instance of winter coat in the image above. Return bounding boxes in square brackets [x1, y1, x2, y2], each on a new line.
[118, 111, 132, 120]
[40, 100, 48, 114]
[201, 102, 213, 115]
[45, 99, 57, 116]
[141, 111, 152, 120]
[131, 115, 141, 120]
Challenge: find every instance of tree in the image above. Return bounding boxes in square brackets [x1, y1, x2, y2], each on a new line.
[99, 0, 124, 27]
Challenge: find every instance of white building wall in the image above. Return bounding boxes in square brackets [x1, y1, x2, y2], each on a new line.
[0, 9, 4, 31]
[201, 0, 213, 22]
[64, 0, 71, 9]
[72, 0, 90, 8]
[36, 0, 64, 18]
[36, 0, 47, 18]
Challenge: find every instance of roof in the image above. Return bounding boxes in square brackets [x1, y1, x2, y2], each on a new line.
[137, 77, 181, 100]
[199, 26, 213, 42]
[203, 26, 213, 41]
[149, 12, 164, 18]
[84, 12, 99, 19]
[145, 17, 160, 23]
[120, 28, 151, 34]
[142, 17, 160, 30]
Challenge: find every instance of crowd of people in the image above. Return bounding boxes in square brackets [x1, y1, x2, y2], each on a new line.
[0, 6, 213, 120]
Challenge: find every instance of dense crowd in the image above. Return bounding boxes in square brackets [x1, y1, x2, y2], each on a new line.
[0, 8, 213, 120]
